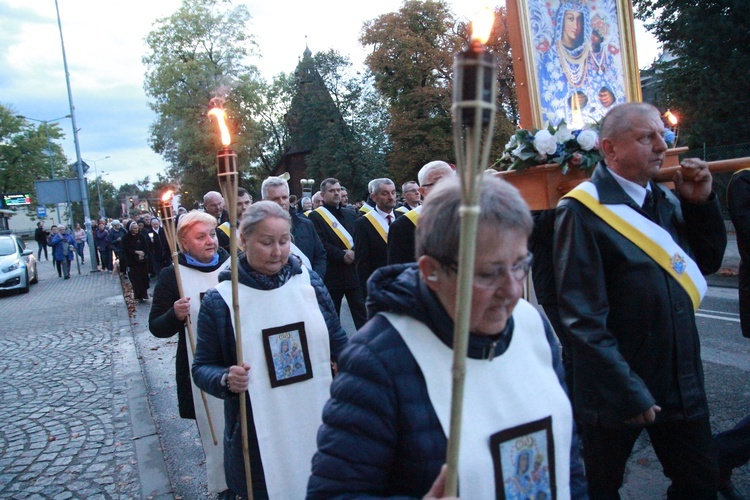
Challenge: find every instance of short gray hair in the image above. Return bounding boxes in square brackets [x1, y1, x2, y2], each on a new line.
[418, 161, 453, 186]
[600, 102, 660, 142]
[261, 176, 289, 199]
[239, 201, 291, 239]
[369, 178, 394, 194]
[416, 175, 532, 262]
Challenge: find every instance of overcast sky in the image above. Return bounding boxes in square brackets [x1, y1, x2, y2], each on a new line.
[0, 0, 660, 188]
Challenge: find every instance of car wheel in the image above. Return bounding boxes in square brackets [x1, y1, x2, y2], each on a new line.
[20, 269, 29, 294]
[30, 262, 38, 284]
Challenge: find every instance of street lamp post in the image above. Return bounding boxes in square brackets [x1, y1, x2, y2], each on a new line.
[16, 114, 71, 223]
[83, 156, 110, 219]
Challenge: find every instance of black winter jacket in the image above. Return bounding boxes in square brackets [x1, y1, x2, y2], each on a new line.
[307, 264, 587, 498]
[148, 248, 230, 419]
[554, 164, 726, 427]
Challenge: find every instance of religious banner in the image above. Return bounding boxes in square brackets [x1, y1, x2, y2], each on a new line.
[507, 0, 641, 129]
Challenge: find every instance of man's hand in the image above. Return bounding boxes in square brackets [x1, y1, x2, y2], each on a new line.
[228, 363, 251, 393]
[343, 249, 355, 265]
[673, 158, 712, 204]
[624, 404, 661, 426]
[173, 297, 191, 321]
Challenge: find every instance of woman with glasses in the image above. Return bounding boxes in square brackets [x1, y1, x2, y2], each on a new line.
[307, 174, 586, 498]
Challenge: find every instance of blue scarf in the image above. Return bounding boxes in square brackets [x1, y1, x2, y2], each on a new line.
[184, 252, 219, 268]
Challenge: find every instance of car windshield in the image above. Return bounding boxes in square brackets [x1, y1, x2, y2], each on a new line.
[0, 239, 16, 256]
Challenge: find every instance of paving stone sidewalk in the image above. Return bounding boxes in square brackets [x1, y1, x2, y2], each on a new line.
[0, 254, 171, 498]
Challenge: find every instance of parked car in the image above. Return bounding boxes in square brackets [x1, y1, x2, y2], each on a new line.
[0, 233, 38, 294]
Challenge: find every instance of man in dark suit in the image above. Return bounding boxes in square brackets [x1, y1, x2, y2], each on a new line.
[554, 103, 726, 498]
[203, 190, 230, 251]
[308, 178, 367, 330]
[387, 161, 454, 265]
[262, 176, 327, 279]
[354, 178, 401, 298]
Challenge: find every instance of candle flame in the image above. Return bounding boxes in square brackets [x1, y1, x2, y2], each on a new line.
[471, 7, 494, 45]
[664, 110, 678, 126]
[161, 189, 174, 203]
[208, 107, 231, 146]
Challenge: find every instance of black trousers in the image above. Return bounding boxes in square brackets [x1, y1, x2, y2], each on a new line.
[328, 286, 367, 330]
[581, 417, 718, 499]
[37, 242, 48, 260]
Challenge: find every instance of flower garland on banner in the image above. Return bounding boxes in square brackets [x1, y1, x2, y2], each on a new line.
[495, 121, 676, 174]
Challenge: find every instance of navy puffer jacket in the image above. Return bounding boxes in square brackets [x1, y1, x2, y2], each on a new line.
[192, 255, 348, 499]
[307, 264, 587, 499]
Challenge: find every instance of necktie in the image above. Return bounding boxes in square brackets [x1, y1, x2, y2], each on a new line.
[642, 190, 657, 221]
[386, 214, 392, 226]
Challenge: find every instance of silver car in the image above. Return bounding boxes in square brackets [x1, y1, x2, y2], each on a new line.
[0, 234, 38, 294]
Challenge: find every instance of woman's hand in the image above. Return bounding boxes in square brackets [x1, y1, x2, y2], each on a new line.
[423, 465, 459, 500]
[227, 363, 250, 393]
[173, 297, 190, 321]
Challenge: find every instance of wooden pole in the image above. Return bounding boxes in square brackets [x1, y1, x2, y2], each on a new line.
[445, 41, 498, 496]
[216, 146, 254, 500]
[160, 198, 218, 446]
[654, 156, 750, 183]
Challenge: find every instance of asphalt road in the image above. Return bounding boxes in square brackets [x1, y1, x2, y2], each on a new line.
[134, 280, 749, 498]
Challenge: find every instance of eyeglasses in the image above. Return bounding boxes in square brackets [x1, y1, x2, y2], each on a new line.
[434, 253, 533, 289]
[404, 189, 419, 194]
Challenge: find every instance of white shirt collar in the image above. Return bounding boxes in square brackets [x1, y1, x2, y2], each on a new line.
[606, 165, 651, 206]
[374, 206, 395, 220]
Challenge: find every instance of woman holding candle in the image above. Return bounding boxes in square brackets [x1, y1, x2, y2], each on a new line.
[192, 201, 348, 499]
[148, 210, 230, 495]
[123, 220, 151, 302]
[306, 175, 586, 498]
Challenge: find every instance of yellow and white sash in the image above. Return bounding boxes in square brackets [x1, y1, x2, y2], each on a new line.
[359, 203, 372, 215]
[405, 204, 422, 227]
[217, 220, 231, 238]
[180, 261, 231, 494]
[314, 207, 353, 249]
[382, 300, 572, 499]
[564, 181, 706, 310]
[364, 210, 390, 244]
[215, 267, 333, 499]
[396, 205, 409, 214]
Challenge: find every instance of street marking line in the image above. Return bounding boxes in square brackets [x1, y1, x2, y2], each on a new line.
[698, 308, 739, 317]
[695, 312, 740, 323]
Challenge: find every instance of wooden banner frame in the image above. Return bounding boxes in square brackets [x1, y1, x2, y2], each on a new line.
[507, 0, 642, 130]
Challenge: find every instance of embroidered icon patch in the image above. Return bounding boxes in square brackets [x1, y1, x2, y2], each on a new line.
[671, 253, 686, 274]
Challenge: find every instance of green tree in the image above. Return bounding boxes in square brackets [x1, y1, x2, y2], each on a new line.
[633, 0, 750, 147]
[360, 1, 517, 184]
[143, 0, 265, 208]
[0, 105, 69, 217]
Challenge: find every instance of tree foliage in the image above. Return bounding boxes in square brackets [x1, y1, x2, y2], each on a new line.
[360, 0, 517, 185]
[0, 105, 70, 214]
[142, 0, 266, 207]
[633, 0, 750, 147]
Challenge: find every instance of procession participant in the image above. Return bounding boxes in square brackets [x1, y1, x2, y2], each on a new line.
[50, 224, 76, 279]
[73, 222, 87, 263]
[34, 221, 49, 261]
[396, 180, 421, 213]
[262, 176, 327, 278]
[108, 220, 127, 276]
[554, 102, 725, 497]
[192, 201, 347, 499]
[387, 161, 454, 265]
[353, 177, 401, 298]
[148, 211, 230, 495]
[203, 190, 231, 251]
[340, 186, 350, 207]
[237, 187, 253, 221]
[308, 175, 586, 498]
[357, 179, 377, 217]
[123, 220, 151, 302]
[94, 220, 113, 272]
[311, 191, 324, 209]
[300, 197, 313, 214]
[307, 178, 367, 329]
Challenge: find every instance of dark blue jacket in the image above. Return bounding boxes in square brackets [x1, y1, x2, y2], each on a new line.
[192, 255, 348, 499]
[307, 264, 587, 499]
[50, 232, 76, 261]
[291, 210, 327, 279]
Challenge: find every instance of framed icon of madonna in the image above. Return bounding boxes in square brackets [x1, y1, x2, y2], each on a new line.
[507, 0, 642, 129]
